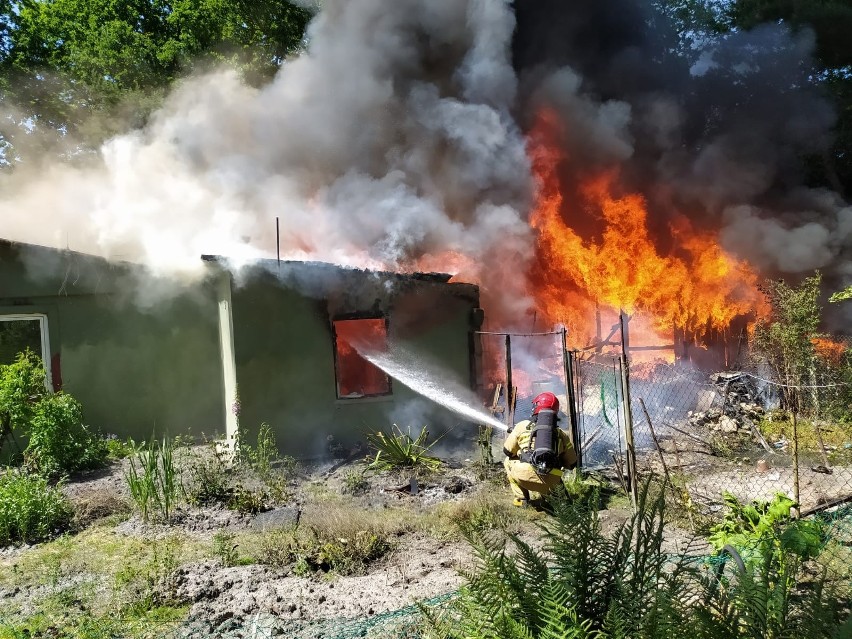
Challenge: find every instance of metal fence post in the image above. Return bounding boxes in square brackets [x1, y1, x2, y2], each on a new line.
[562, 328, 582, 469]
[619, 353, 639, 508]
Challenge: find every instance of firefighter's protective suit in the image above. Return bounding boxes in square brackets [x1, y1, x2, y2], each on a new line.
[503, 419, 577, 506]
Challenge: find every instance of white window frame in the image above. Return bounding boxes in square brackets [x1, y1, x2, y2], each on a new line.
[0, 314, 52, 391]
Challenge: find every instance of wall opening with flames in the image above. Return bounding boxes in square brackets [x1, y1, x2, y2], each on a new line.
[332, 316, 392, 399]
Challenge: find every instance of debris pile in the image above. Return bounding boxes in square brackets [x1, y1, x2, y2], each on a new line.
[687, 372, 765, 434]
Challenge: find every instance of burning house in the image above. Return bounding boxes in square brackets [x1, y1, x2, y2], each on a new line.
[2, 0, 850, 461]
[0, 239, 482, 455]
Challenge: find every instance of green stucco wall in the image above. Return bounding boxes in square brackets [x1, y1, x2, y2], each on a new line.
[0, 242, 223, 444]
[228, 262, 480, 456]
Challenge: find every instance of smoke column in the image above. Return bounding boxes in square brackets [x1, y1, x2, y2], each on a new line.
[1, 0, 850, 325]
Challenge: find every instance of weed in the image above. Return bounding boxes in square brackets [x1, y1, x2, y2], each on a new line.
[341, 468, 369, 495]
[114, 536, 181, 614]
[183, 442, 232, 506]
[227, 485, 266, 514]
[440, 495, 518, 536]
[0, 468, 72, 545]
[366, 424, 442, 472]
[239, 424, 293, 504]
[125, 437, 180, 523]
[212, 531, 239, 567]
[103, 435, 141, 460]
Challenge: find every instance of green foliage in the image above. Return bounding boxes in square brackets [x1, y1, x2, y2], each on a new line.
[183, 441, 232, 506]
[227, 484, 266, 514]
[0, 468, 72, 545]
[0, 351, 107, 478]
[125, 437, 180, 523]
[425, 482, 850, 639]
[341, 467, 369, 495]
[709, 492, 827, 570]
[24, 393, 108, 478]
[0, 350, 47, 435]
[239, 423, 292, 503]
[751, 273, 822, 408]
[367, 425, 442, 472]
[0, 0, 313, 160]
[257, 526, 392, 576]
[212, 530, 239, 567]
[830, 285, 852, 303]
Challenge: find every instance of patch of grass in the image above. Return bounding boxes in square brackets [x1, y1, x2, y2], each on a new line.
[431, 490, 531, 539]
[0, 468, 72, 545]
[759, 413, 852, 462]
[71, 489, 131, 529]
[250, 502, 411, 575]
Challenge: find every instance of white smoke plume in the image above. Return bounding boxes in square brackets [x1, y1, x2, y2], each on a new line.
[1, 0, 533, 318]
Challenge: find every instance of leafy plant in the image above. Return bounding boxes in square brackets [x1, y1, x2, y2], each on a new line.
[751, 273, 822, 410]
[366, 424, 442, 472]
[125, 437, 180, 523]
[183, 441, 232, 507]
[239, 424, 292, 503]
[0, 468, 72, 545]
[24, 393, 108, 478]
[212, 531, 240, 568]
[709, 492, 826, 569]
[0, 350, 47, 436]
[227, 485, 266, 515]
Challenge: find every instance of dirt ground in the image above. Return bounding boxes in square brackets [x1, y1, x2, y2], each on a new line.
[0, 452, 548, 638]
[0, 445, 722, 639]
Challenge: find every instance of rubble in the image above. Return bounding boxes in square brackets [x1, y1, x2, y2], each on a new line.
[686, 372, 765, 435]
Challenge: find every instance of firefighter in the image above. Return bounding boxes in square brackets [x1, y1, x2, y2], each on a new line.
[503, 391, 577, 507]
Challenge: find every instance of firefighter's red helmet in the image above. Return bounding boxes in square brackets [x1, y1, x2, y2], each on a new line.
[532, 391, 559, 415]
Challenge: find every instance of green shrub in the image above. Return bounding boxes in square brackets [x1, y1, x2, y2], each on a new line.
[0, 468, 72, 545]
[183, 442, 232, 506]
[24, 393, 108, 478]
[0, 350, 47, 433]
[709, 492, 827, 570]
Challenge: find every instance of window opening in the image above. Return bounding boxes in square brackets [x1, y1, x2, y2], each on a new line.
[333, 317, 391, 399]
[0, 315, 52, 389]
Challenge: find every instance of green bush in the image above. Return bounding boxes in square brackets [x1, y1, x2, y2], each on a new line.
[25, 393, 108, 478]
[0, 350, 108, 478]
[0, 350, 47, 433]
[0, 468, 72, 545]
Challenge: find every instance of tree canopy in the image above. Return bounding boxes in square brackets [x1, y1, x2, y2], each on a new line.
[0, 0, 312, 159]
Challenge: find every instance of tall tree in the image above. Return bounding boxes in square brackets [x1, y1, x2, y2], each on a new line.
[0, 0, 312, 162]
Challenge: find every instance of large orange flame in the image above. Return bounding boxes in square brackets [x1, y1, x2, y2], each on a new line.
[528, 108, 767, 350]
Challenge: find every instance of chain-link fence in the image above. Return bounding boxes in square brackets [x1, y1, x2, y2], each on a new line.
[570, 337, 852, 591]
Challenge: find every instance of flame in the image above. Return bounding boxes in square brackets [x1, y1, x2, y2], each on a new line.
[812, 337, 849, 366]
[333, 318, 390, 398]
[527, 108, 767, 351]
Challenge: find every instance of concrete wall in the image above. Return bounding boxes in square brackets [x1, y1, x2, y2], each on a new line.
[228, 262, 481, 456]
[0, 242, 223, 443]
